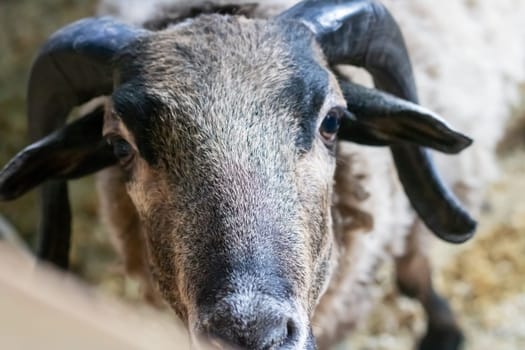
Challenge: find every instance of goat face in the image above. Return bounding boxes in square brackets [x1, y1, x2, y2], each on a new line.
[104, 16, 341, 349]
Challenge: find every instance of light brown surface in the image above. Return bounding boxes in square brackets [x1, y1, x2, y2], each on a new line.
[0, 243, 189, 350]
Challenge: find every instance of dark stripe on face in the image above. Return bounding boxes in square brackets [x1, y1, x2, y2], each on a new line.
[112, 84, 162, 165]
[279, 72, 328, 153]
[276, 21, 330, 153]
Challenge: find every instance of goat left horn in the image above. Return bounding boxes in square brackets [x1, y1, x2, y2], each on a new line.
[338, 79, 473, 154]
[277, 0, 476, 243]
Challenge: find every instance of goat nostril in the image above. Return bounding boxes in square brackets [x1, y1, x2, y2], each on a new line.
[202, 312, 299, 350]
[264, 317, 297, 349]
[199, 304, 301, 350]
[286, 319, 297, 340]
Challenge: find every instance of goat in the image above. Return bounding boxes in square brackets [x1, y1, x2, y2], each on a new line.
[0, 0, 490, 349]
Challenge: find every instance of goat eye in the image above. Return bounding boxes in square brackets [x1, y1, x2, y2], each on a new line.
[320, 107, 344, 143]
[108, 137, 134, 165]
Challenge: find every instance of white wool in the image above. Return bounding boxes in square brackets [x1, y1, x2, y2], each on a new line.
[97, 0, 290, 24]
[97, 0, 171, 24]
[311, 143, 414, 345]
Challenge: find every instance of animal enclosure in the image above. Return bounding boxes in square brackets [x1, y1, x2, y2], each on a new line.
[0, 0, 524, 349]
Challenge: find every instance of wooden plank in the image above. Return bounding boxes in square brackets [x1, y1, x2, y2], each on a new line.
[0, 243, 190, 349]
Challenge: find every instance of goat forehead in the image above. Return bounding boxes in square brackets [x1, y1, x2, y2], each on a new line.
[114, 15, 330, 163]
[120, 15, 326, 95]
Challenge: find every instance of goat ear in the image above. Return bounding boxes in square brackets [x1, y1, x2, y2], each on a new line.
[338, 80, 473, 154]
[0, 106, 116, 201]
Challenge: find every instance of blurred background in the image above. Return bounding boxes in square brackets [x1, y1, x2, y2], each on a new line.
[0, 1, 524, 349]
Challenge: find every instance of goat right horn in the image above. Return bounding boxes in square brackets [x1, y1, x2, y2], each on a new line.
[21, 17, 147, 268]
[28, 17, 148, 140]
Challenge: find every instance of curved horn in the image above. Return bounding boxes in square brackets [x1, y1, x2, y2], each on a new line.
[27, 17, 147, 267]
[338, 79, 473, 154]
[278, 0, 476, 243]
[29, 17, 148, 139]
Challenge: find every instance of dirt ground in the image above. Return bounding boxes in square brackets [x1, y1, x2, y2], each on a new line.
[0, 1, 524, 349]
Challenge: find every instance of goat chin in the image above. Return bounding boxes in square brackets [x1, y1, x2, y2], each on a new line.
[94, 0, 525, 347]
